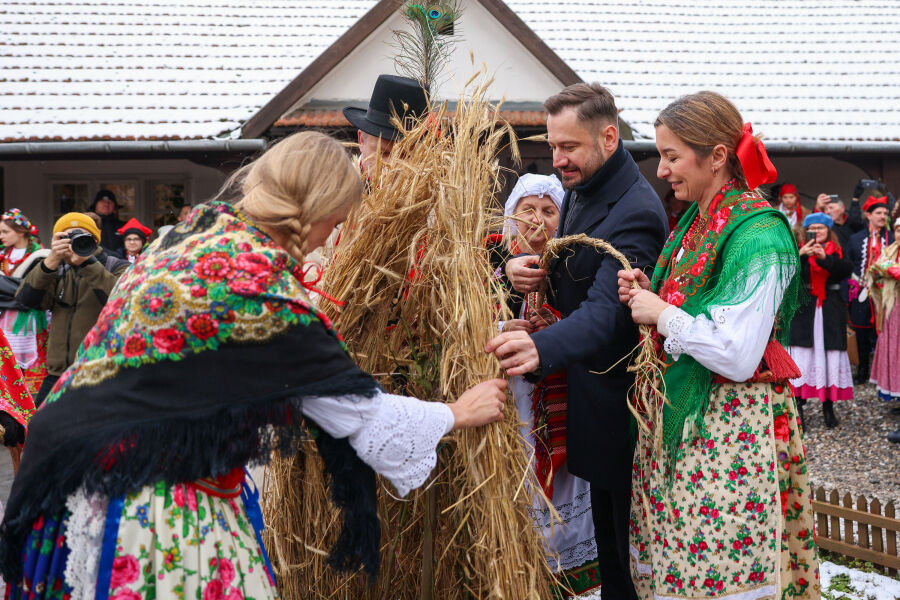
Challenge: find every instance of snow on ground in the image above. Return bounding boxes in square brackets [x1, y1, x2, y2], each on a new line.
[821, 561, 900, 600]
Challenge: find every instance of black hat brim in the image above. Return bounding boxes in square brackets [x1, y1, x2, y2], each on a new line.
[343, 107, 402, 141]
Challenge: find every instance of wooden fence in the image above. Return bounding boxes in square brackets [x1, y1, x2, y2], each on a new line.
[812, 486, 899, 575]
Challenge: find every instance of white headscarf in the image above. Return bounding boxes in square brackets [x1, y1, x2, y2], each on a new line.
[503, 173, 565, 237]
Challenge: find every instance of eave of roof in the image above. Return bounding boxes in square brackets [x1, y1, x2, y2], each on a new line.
[274, 109, 548, 128]
[0, 138, 267, 160]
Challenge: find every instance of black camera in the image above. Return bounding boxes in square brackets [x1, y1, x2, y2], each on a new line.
[67, 230, 98, 257]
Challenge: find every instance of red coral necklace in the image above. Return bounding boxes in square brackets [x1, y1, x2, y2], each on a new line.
[1, 247, 27, 275]
[680, 179, 737, 253]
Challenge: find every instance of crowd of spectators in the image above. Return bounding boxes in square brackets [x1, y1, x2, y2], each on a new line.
[0, 193, 189, 458]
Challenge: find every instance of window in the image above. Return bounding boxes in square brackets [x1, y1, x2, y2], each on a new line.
[151, 182, 188, 227]
[48, 177, 188, 236]
[96, 182, 137, 221]
[51, 182, 90, 220]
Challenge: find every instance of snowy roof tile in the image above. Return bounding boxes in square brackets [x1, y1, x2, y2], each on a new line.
[2, 0, 898, 143]
[506, 0, 900, 142]
[0, 0, 379, 142]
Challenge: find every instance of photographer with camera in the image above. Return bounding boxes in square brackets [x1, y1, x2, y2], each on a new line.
[15, 213, 130, 406]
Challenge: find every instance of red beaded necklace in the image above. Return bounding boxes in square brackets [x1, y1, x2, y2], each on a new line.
[680, 179, 737, 253]
[1, 246, 28, 275]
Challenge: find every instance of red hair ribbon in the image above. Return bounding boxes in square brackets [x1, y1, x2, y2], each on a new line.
[300, 261, 345, 307]
[735, 123, 777, 190]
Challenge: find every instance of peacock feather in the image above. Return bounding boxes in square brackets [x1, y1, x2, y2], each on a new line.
[391, 1, 462, 89]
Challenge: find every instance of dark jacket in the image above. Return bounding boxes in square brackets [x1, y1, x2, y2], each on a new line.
[832, 200, 865, 250]
[16, 249, 130, 375]
[847, 227, 894, 328]
[529, 142, 668, 490]
[98, 213, 126, 254]
[789, 251, 853, 350]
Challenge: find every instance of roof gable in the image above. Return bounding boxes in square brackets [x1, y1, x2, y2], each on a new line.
[243, 0, 579, 138]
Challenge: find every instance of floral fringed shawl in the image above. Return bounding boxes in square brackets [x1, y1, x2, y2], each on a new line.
[0, 202, 383, 581]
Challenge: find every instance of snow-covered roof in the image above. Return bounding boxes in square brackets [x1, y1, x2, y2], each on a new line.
[508, 0, 900, 142]
[3, 0, 899, 143]
[0, 1, 376, 141]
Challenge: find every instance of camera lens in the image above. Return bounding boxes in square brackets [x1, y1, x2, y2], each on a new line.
[70, 232, 98, 257]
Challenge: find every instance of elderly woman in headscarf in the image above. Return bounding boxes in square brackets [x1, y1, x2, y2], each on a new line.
[492, 173, 601, 598]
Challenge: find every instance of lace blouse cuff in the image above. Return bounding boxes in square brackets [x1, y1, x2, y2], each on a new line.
[301, 392, 454, 498]
[658, 305, 691, 358]
[349, 394, 454, 497]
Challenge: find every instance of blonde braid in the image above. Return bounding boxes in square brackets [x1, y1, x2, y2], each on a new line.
[230, 131, 362, 261]
[284, 213, 311, 264]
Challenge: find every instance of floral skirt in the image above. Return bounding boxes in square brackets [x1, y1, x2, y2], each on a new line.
[7, 471, 276, 600]
[870, 302, 900, 401]
[0, 311, 49, 397]
[629, 382, 820, 599]
[21, 329, 48, 398]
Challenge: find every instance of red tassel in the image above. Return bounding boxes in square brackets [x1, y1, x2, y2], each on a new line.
[763, 340, 801, 381]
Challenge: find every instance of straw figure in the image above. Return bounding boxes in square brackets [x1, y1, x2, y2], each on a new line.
[263, 76, 560, 599]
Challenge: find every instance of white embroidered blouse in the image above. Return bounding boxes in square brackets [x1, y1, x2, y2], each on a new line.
[301, 392, 454, 497]
[656, 266, 793, 382]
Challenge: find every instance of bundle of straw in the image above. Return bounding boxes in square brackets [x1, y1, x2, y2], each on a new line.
[263, 75, 556, 599]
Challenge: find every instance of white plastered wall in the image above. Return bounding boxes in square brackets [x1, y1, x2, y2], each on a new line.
[290, 0, 565, 108]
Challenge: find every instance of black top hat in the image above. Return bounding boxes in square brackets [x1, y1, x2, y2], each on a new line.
[343, 74, 429, 141]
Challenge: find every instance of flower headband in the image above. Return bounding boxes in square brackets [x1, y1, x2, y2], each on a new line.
[2, 208, 38, 237]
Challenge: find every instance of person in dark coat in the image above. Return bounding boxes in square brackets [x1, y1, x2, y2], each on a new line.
[787, 213, 854, 429]
[823, 194, 864, 249]
[485, 83, 668, 600]
[89, 189, 126, 255]
[847, 196, 894, 384]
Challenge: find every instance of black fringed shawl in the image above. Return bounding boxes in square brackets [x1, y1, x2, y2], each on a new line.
[0, 202, 382, 581]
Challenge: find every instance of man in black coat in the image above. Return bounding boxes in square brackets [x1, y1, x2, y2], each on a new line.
[486, 83, 667, 599]
[89, 189, 126, 255]
[847, 197, 893, 384]
[823, 194, 864, 249]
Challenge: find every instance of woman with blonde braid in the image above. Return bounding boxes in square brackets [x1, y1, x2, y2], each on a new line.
[0, 132, 507, 598]
[618, 92, 819, 599]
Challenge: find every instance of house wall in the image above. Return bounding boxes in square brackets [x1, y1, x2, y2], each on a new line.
[290, 0, 565, 108]
[0, 159, 227, 245]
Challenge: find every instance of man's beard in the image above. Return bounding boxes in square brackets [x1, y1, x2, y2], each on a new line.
[561, 146, 605, 189]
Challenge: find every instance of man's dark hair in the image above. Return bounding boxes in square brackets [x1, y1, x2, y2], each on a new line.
[544, 83, 618, 130]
